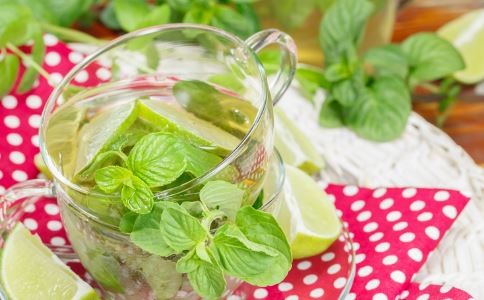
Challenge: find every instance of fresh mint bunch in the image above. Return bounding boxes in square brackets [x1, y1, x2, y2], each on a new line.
[316, 0, 465, 140]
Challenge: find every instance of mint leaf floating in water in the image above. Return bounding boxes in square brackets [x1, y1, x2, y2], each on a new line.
[127, 132, 187, 187]
[200, 180, 245, 220]
[121, 175, 154, 214]
[184, 144, 223, 178]
[95, 166, 133, 193]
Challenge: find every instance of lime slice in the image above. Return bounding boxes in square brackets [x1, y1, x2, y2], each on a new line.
[45, 105, 85, 178]
[438, 9, 484, 84]
[137, 99, 240, 156]
[0, 223, 99, 300]
[34, 153, 52, 179]
[274, 107, 324, 175]
[276, 165, 341, 259]
[75, 102, 138, 175]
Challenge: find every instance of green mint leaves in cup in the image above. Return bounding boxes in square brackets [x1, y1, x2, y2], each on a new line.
[62, 80, 292, 299]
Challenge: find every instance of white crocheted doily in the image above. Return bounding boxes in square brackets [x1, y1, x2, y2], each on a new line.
[277, 84, 484, 299]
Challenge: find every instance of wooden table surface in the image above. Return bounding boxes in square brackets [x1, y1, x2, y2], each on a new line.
[82, 1, 484, 165]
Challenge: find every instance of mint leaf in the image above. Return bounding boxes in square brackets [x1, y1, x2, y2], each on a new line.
[119, 212, 138, 233]
[127, 133, 187, 187]
[211, 224, 278, 284]
[401, 33, 465, 85]
[252, 190, 264, 209]
[295, 67, 330, 100]
[177, 250, 226, 300]
[86, 252, 124, 292]
[17, 32, 45, 93]
[319, 98, 344, 128]
[121, 175, 154, 214]
[130, 203, 175, 256]
[234, 206, 292, 286]
[113, 0, 149, 32]
[319, 0, 374, 64]
[199, 181, 244, 220]
[184, 145, 222, 178]
[95, 166, 132, 193]
[160, 205, 207, 252]
[364, 44, 408, 79]
[0, 54, 19, 97]
[181, 201, 204, 218]
[211, 4, 254, 39]
[345, 76, 411, 141]
[208, 73, 246, 95]
[137, 4, 170, 28]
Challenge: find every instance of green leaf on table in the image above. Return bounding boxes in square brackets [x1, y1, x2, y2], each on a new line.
[0, 55, 20, 98]
[184, 145, 222, 178]
[100, 1, 122, 30]
[130, 203, 176, 255]
[119, 212, 138, 233]
[121, 175, 154, 214]
[0, 4, 38, 47]
[235, 3, 260, 35]
[160, 205, 207, 252]
[127, 133, 187, 187]
[319, 0, 374, 64]
[138, 4, 171, 28]
[295, 67, 330, 101]
[43, 0, 95, 26]
[114, 0, 149, 32]
[199, 181, 244, 220]
[166, 0, 192, 12]
[177, 249, 226, 300]
[183, 5, 213, 25]
[17, 32, 45, 93]
[401, 32, 465, 85]
[211, 5, 253, 39]
[269, 0, 315, 29]
[363, 44, 408, 79]
[319, 97, 344, 128]
[234, 206, 292, 285]
[344, 76, 411, 141]
[95, 166, 133, 194]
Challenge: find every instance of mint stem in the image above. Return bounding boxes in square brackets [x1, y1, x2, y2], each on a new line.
[6, 43, 53, 85]
[41, 23, 106, 46]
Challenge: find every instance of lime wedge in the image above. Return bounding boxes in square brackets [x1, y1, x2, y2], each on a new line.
[137, 99, 240, 156]
[276, 165, 341, 259]
[75, 102, 138, 175]
[438, 9, 484, 84]
[45, 105, 85, 178]
[274, 107, 324, 174]
[0, 223, 99, 300]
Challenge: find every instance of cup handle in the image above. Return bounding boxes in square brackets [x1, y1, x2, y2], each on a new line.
[0, 179, 55, 242]
[246, 29, 297, 105]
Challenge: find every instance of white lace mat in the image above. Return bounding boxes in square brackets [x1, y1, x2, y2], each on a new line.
[278, 85, 484, 299]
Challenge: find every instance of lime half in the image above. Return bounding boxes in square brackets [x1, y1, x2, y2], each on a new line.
[0, 223, 99, 300]
[274, 107, 324, 174]
[438, 9, 484, 84]
[75, 102, 138, 175]
[138, 99, 240, 156]
[276, 165, 341, 259]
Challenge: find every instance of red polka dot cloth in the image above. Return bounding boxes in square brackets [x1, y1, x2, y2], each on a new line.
[0, 35, 475, 300]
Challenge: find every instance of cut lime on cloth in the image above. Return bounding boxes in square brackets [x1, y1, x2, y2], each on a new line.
[438, 9, 484, 84]
[276, 165, 341, 259]
[0, 223, 99, 300]
[274, 107, 324, 174]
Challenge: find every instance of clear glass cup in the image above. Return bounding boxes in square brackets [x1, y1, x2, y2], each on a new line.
[0, 24, 297, 299]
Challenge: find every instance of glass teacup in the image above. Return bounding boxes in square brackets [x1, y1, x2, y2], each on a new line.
[0, 24, 297, 299]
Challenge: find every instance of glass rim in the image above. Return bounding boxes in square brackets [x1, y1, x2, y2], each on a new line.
[58, 150, 286, 232]
[40, 23, 271, 197]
